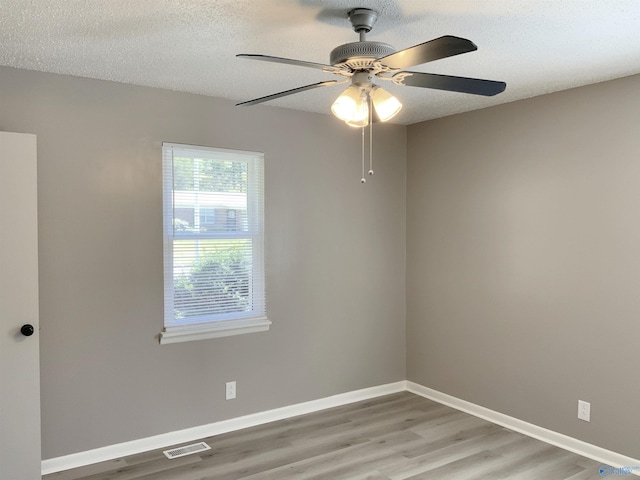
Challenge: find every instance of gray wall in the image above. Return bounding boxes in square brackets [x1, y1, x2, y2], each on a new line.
[3, 62, 637, 461]
[0, 66, 407, 459]
[406, 74, 640, 458]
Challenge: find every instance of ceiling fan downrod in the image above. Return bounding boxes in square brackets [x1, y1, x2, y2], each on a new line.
[348, 8, 378, 42]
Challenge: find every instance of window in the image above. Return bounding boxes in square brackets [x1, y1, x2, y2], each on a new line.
[160, 143, 269, 344]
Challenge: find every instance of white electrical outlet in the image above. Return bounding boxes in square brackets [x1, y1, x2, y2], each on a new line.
[225, 381, 236, 400]
[578, 400, 590, 422]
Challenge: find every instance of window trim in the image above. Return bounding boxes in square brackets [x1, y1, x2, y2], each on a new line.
[160, 317, 271, 344]
[160, 142, 269, 344]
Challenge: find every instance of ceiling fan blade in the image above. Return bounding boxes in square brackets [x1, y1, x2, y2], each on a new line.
[395, 71, 506, 96]
[237, 54, 343, 73]
[236, 80, 340, 106]
[378, 36, 477, 70]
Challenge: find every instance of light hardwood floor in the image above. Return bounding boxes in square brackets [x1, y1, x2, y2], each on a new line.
[43, 392, 610, 480]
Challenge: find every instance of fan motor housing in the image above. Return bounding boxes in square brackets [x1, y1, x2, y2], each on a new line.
[330, 41, 396, 69]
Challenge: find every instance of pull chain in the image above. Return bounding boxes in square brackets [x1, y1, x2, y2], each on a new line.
[360, 125, 366, 183]
[368, 94, 374, 176]
[360, 94, 374, 184]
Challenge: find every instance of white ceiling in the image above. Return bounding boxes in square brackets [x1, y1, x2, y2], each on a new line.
[1, 0, 639, 125]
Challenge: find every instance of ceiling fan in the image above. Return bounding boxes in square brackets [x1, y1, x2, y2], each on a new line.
[236, 8, 506, 126]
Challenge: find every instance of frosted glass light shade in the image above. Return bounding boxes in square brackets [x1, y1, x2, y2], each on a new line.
[371, 86, 402, 122]
[331, 86, 369, 126]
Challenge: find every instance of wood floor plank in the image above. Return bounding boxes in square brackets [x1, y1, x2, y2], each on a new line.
[566, 467, 612, 480]
[43, 459, 127, 480]
[290, 408, 450, 449]
[380, 429, 521, 480]
[475, 445, 580, 480]
[240, 436, 405, 480]
[56, 454, 203, 480]
[408, 416, 504, 454]
[43, 392, 614, 480]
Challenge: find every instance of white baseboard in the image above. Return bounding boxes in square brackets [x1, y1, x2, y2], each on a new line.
[406, 381, 640, 477]
[41, 381, 406, 475]
[43, 380, 640, 477]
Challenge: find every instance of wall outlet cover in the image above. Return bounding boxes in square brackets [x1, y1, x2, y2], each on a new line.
[578, 400, 590, 422]
[226, 381, 236, 400]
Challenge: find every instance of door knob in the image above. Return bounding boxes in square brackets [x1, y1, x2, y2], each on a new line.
[20, 324, 35, 337]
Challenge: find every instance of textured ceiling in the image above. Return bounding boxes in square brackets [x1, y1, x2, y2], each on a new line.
[1, 0, 639, 125]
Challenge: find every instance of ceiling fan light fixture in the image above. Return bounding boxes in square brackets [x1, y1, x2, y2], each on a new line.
[345, 115, 369, 128]
[331, 85, 369, 125]
[371, 86, 402, 122]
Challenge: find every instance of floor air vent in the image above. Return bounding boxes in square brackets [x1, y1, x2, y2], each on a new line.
[163, 441, 211, 459]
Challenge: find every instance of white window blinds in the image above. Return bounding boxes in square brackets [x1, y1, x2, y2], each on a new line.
[161, 143, 269, 344]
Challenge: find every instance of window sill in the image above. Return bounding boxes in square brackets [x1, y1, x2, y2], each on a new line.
[159, 317, 271, 344]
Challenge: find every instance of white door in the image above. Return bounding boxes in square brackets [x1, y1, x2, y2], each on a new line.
[0, 132, 41, 480]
